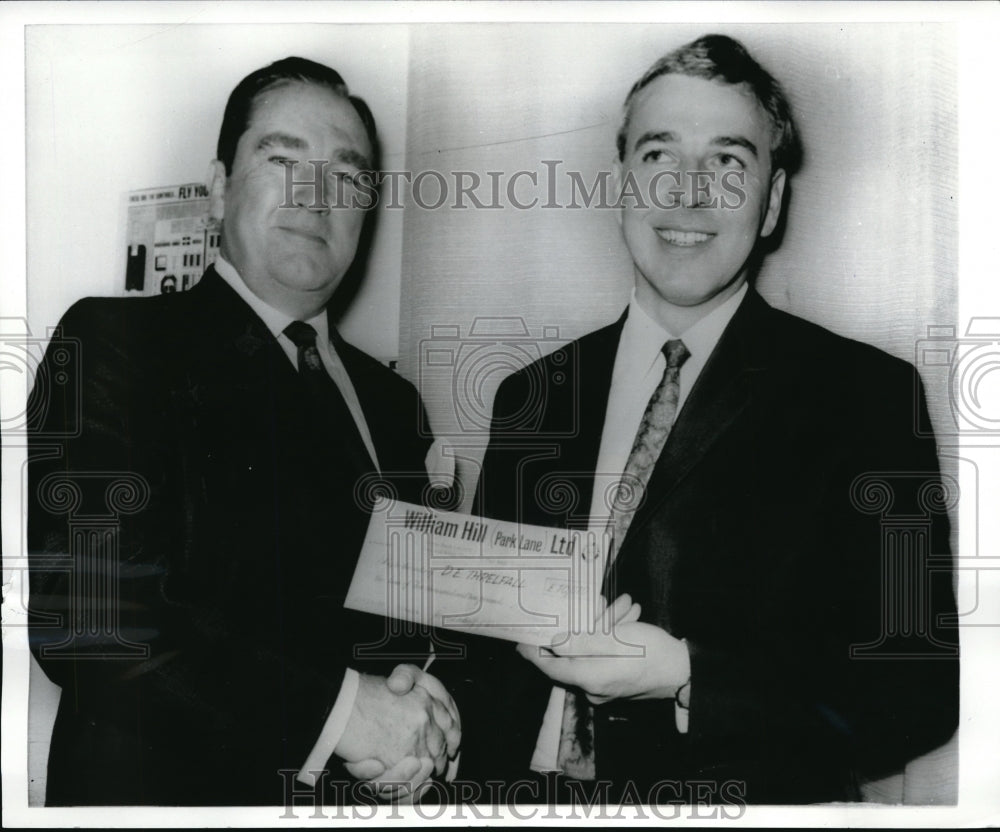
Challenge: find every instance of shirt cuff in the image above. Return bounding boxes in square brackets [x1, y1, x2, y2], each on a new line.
[425, 437, 456, 488]
[675, 699, 689, 733]
[297, 668, 360, 786]
[674, 637, 691, 733]
[530, 685, 567, 772]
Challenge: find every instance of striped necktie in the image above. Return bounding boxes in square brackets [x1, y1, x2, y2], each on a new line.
[557, 338, 690, 780]
[283, 321, 375, 478]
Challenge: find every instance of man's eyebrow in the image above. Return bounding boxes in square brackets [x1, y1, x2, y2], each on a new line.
[632, 130, 760, 159]
[633, 130, 679, 150]
[333, 147, 373, 171]
[256, 132, 308, 151]
[711, 135, 759, 158]
[256, 132, 372, 170]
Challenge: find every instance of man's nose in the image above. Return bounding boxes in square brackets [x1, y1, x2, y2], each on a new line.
[293, 184, 330, 214]
[680, 170, 715, 209]
[649, 168, 715, 210]
[290, 163, 330, 215]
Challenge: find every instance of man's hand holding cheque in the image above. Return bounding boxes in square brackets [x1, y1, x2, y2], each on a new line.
[517, 594, 691, 706]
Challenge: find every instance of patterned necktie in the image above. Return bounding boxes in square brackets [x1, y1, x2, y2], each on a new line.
[283, 321, 375, 477]
[557, 337, 690, 780]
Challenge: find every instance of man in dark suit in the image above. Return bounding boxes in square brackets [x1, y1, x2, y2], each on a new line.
[28, 57, 458, 806]
[461, 35, 958, 805]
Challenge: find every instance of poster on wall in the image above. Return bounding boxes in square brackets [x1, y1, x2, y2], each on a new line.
[124, 183, 220, 296]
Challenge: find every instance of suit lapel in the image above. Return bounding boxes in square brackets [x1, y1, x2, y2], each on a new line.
[570, 314, 626, 526]
[618, 290, 771, 548]
[189, 268, 301, 401]
[325, 329, 383, 479]
[179, 268, 374, 482]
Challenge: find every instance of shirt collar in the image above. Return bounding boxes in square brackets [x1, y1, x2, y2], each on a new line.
[623, 281, 748, 369]
[214, 255, 329, 344]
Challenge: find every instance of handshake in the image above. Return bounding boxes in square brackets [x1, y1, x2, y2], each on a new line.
[333, 664, 461, 802]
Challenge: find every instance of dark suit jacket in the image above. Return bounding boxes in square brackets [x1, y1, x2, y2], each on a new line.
[458, 289, 958, 805]
[28, 267, 433, 805]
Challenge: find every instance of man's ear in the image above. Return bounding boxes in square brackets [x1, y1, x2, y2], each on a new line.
[207, 160, 227, 222]
[760, 167, 786, 239]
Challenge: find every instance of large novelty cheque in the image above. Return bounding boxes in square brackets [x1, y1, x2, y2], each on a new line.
[346, 500, 609, 646]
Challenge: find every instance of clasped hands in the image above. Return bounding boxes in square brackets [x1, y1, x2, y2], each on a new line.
[334, 665, 460, 802]
[328, 595, 686, 800]
[516, 594, 690, 705]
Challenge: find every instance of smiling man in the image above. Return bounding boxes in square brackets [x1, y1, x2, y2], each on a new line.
[28, 57, 459, 806]
[615, 70, 785, 333]
[463, 35, 959, 805]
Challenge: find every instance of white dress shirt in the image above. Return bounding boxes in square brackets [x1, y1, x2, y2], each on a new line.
[530, 282, 748, 772]
[213, 257, 374, 782]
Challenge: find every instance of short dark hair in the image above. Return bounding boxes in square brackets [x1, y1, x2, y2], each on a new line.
[216, 56, 379, 174]
[616, 34, 802, 175]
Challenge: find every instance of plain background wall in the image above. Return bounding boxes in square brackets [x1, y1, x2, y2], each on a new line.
[22, 21, 958, 806]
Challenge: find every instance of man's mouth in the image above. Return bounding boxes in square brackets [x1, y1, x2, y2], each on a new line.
[655, 228, 714, 247]
[279, 227, 326, 245]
